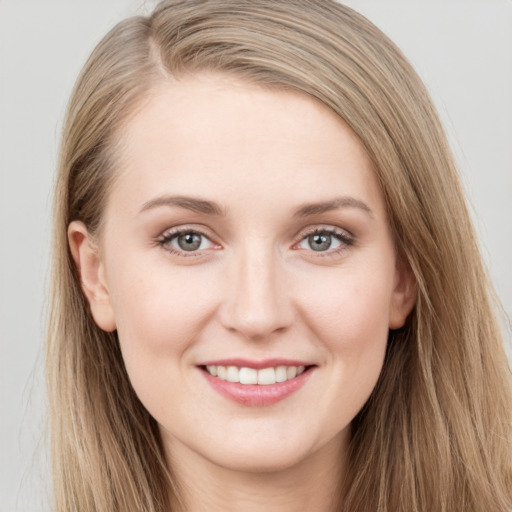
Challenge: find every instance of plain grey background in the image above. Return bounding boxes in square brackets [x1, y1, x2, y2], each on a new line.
[1, 1, 511, 510]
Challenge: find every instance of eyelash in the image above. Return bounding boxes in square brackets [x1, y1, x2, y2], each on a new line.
[156, 227, 216, 257]
[156, 226, 354, 257]
[294, 227, 354, 257]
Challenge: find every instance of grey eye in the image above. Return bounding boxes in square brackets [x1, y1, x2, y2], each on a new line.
[175, 232, 203, 251]
[160, 229, 216, 255]
[297, 231, 343, 252]
[308, 233, 332, 251]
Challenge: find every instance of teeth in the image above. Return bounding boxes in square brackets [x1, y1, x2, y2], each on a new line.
[275, 366, 288, 382]
[205, 364, 308, 385]
[226, 366, 239, 382]
[217, 366, 226, 380]
[257, 367, 275, 385]
[286, 366, 297, 379]
[239, 367, 258, 384]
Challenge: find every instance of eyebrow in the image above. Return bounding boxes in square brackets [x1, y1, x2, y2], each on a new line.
[139, 194, 373, 218]
[139, 195, 225, 215]
[293, 197, 373, 218]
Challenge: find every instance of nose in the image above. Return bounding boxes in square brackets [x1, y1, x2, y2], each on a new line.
[219, 244, 294, 341]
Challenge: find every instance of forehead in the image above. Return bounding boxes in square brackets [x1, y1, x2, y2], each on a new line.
[108, 73, 384, 219]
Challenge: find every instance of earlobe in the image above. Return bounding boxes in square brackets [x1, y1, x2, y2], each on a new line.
[68, 221, 116, 332]
[389, 259, 417, 330]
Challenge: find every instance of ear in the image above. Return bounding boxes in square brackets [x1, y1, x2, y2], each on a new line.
[388, 257, 416, 330]
[68, 221, 116, 332]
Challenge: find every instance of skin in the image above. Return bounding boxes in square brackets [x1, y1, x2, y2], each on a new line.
[69, 73, 415, 512]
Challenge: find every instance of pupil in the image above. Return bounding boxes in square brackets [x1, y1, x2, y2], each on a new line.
[178, 233, 202, 251]
[309, 233, 331, 251]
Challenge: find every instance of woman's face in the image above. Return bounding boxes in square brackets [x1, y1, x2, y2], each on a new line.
[71, 73, 414, 473]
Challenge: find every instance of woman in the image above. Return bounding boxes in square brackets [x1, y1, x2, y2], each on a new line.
[47, 1, 512, 510]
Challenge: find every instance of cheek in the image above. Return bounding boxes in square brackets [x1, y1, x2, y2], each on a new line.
[106, 258, 219, 387]
[297, 265, 393, 411]
[106, 259, 222, 425]
[300, 264, 394, 347]
[110, 257, 214, 342]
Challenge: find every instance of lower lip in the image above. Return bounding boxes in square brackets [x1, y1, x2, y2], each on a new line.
[199, 367, 314, 407]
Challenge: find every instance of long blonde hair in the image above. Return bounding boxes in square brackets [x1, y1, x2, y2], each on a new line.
[47, 1, 512, 510]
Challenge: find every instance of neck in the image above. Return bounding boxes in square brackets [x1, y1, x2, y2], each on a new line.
[166, 433, 348, 512]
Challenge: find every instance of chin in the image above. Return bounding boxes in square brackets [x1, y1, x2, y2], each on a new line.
[198, 426, 344, 475]
[208, 446, 312, 474]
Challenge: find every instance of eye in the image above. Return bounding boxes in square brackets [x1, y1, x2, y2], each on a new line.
[173, 232, 206, 251]
[158, 229, 217, 255]
[296, 228, 353, 253]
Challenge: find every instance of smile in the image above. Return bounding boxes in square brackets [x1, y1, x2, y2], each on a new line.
[205, 364, 307, 385]
[199, 361, 315, 406]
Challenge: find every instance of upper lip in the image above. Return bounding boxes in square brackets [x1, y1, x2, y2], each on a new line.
[198, 358, 315, 369]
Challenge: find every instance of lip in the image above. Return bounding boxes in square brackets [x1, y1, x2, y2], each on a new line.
[197, 359, 316, 407]
[199, 358, 313, 369]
